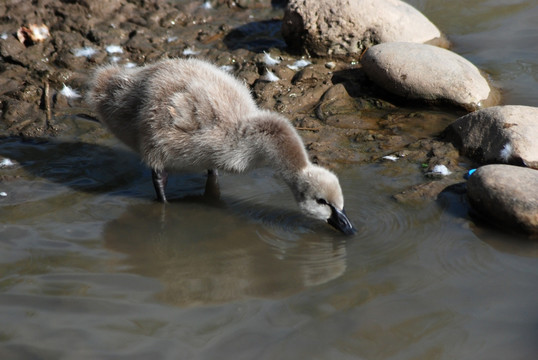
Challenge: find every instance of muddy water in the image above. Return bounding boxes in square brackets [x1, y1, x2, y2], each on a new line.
[1, 1, 538, 359]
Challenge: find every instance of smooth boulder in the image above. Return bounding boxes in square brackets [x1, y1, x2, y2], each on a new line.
[467, 165, 538, 234]
[445, 105, 538, 168]
[282, 0, 445, 57]
[361, 42, 497, 110]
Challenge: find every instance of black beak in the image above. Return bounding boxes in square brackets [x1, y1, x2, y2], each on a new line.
[327, 206, 356, 235]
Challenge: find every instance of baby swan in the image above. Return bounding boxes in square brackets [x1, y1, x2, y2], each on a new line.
[86, 58, 355, 235]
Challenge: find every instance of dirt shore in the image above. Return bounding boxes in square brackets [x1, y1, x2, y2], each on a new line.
[0, 0, 468, 201]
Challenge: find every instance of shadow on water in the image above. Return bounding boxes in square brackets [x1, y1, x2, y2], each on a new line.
[270, 0, 288, 7]
[437, 181, 538, 257]
[224, 19, 286, 52]
[0, 136, 145, 197]
[0, 134, 350, 234]
[102, 200, 348, 306]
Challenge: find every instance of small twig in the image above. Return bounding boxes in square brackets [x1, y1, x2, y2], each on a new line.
[44, 80, 52, 129]
[201, 32, 224, 44]
[295, 127, 320, 131]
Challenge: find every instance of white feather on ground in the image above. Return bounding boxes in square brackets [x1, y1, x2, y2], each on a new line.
[73, 47, 97, 58]
[261, 70, 279, 82]
[263, 52, 281, 66]
[60, 84, 81, 99]
[106, 45, 123, 54]
[432, 164, 451, 176]
[499, 143, 513, 162]
[287, 59, 312, 71]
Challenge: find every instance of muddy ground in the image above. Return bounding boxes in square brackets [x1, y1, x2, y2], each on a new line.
[0, 0, 471, 202]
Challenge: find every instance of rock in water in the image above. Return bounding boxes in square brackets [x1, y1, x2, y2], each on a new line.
[361, 42, 497, 110]
[282, 0, 445, 57]
[445, 105, 538, 168]
[467, 164, 538, 235]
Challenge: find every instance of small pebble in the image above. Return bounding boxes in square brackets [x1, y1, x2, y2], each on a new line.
[325, 61, 336, 69]
[0, 192, 7, 197]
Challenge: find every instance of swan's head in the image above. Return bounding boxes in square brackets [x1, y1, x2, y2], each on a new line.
[292, 164, 356, 235]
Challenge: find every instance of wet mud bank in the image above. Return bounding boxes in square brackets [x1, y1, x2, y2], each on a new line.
[0, 0, 481, 207]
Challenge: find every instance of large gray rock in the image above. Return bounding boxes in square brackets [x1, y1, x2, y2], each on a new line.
[467, 165, 538, 235]
[282, 0, 446, 57]
[361, 42, 497, 110]
[445, 106, 538, 168]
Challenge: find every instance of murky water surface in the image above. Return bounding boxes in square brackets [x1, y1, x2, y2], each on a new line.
[1, 1, 538, 359]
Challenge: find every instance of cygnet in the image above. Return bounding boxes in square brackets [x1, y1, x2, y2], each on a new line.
[86, 58, 355, 234]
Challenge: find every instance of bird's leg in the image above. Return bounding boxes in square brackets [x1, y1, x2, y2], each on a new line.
[204, 169, 220, 199]
[152, 169, 168, 203]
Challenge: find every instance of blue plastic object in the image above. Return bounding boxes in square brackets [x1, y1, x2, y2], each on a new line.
[464, 168, 477, 180]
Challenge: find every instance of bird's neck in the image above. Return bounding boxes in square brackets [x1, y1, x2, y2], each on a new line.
[247, 113, 310, 181]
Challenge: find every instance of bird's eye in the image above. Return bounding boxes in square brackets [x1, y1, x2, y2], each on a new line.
[316, 198, 328, 205]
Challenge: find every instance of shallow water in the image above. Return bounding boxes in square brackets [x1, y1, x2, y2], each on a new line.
[1, 1, 538, 359]
[407, 0, 538, 106]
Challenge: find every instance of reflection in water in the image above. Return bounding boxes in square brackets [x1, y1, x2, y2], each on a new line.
[438, 183, 538, 258]
[103, 199, 347, 306]
[1, 132, 538, 359]
[1, 134, 349, 307]
[470, 221, 538, 257]
[2, 0, 538, 352]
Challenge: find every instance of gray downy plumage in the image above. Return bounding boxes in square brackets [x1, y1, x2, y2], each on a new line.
[86, 58, 355, 234]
